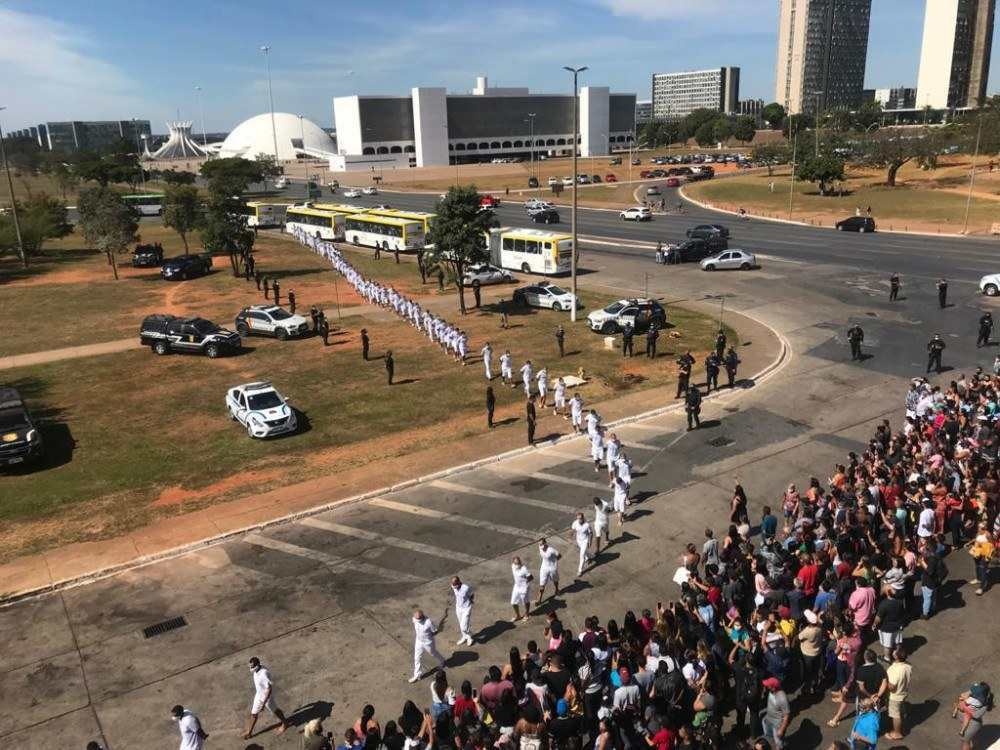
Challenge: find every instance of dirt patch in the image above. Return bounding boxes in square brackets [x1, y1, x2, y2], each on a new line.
[153, 468, 285, 508]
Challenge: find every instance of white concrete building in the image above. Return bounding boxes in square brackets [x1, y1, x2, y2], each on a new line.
[651, 68, 739, 119]
[331, 76, 636, 171]
[916, 0, 995, 110]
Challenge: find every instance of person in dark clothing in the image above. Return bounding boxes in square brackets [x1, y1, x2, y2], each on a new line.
[937, 278, 948, 308]
[318, 316, 330, 346]
[715, 330, 727, 359]
[287, 290, 296, 315]
[437, 269, 445, 291]
[685, 385, 702, 430]
[555, 325, 566, 357]
[417, 251, 426, 284]
[622, 324, 634, 357]
[385, 350, 394, 385]
[645, 325, 659, 358]
[394, 247, 400, 264]
[486, 386, 496, 428]
[244, 260, 252, 281]
[977, 312, 993, 348]
[705, 352, 721, 392]
[724, 347, 740, 387]
[473, 284, 481, 309]
[733, 646, 763, 738]
[361, 329, 370, 361]
[272, 279, 281, 306]
[926, 334, 945, 373]
[889, 273, 900, 301]
[262, 276, 270, 299]
[247, 253, 255, 275]
[848, 324, 864, 360]
[526, 396, 537, 445]
[676, 352, 694, 398]
[374, 244, 381, 260]
[310, 305, 320, 331]
[255, 270, 262, 291]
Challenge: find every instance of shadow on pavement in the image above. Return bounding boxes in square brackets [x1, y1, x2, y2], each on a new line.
[286, 700, 334, 728]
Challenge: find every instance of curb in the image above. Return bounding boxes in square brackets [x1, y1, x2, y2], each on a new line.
[0, 311, 790, 607]
[679, 187, 985, 240]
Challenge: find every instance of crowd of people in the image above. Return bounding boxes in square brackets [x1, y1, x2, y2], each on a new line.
[293, 229, 470, 362]
[255, 368, 1000, 750]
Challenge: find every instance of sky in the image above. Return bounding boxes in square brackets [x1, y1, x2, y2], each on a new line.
[0, 0, 992, 134]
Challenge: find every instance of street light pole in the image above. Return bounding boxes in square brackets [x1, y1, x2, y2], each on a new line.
[963, 114, 984, 234]
[564, 65, 587, 323]
[813, 90, 824, 158]
[526, 113, 536, 195]
[260, 45, 279, 161]
[132, 118, 146, 191]
[195, 85, 207, 146]
[0, 108, 26, 268]
[788, 114, 797, 221]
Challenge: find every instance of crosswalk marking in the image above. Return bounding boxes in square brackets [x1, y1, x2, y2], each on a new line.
[432, 479, 579, 513]
[620, 440, 662, 451]
[617, 422, 668, 434]
[369, 498, 538, 538]
[539, 448, 592, 464]
[488, 465, 610, 491]
[243, 533, 423, 582]
[298, 517, 485, 565]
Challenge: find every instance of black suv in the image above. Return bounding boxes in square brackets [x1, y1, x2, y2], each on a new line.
[132, 243, 164, 267]
[531, 209, 561, 224]
[670, 237, 728, 263]
[836, 216, 876, 233]
[160, 254, 212, 280]
[0, 387, 44, 467]
[686, 224, 730, 240]
[139, 314, 242, 358]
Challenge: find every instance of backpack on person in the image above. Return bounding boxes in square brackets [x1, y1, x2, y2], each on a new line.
[970, 682, 995, 711]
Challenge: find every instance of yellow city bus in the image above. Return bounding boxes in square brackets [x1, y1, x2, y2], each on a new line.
[243, 201, 288, 229]
[284, 206, 345, 241]
[365, 208, 436, 237]
[344, 214, 425, 252]
[486, 228, 573, 275]
[311, 202, 369, 216]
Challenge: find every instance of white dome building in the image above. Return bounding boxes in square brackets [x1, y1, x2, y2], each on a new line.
[219, 112, 335, 161]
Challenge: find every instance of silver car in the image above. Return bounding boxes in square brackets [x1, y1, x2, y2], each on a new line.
[700, 249, 757, 271]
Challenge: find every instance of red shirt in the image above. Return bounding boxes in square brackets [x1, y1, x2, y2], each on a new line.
[798, 563, 820, 595]
[651, 728, 676, 750]
[453, 696, 477, 720]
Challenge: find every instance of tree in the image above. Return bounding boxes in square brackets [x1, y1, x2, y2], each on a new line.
[825, 108, 854, 133]
[857, 128, 941, 187]
[199, 158, 261, 276]
[52, 163, 80, 202]
[162, 184, 201, 253]
[425, 185, 498, 314]
[0, 193, 71, 266]
[693, 120, 716, 148]
[733, 116, 757, 143]
[853, 101, 883, 133]
[76, 186, 139, 280]
[761, 102, 786, 130]
[200, 157, 264, 197]
[712, 117, 734, 144]
[795, 154, 845, 195]
[158, 169, 197, 185]
[680, 109, 723, 141]
[751, 142, 792, 176]
[782, 113, 813, 137]
[255, 152, 282, 190]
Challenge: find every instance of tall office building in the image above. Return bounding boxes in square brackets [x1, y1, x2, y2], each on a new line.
[651, 67, 740, 119]
[774, 0, 872, 115]
[916, 0, 995, 110]
[36, 120, 151, 152]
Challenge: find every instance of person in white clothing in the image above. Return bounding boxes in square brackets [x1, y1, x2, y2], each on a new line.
[571, 512, 594, 575]
[570, 394, 584, 433]
[611, 473, 629, 529]
[590, 427, 605, 473]
[592, 496, 611, 553]
[500, 350, 514, 387]
[586, 409, 601, 438]
[244, 657, 288, 739]
[536, 368, 548, 407]
[410, 609, 446, 682]
[553, 377, 567, 416]
[172, 705, 208, 750]
[481, 343, 493, 380]
[535, 538, 562, 604]
[520, 360, 534, 398]
[450, 576, 475, 646]
[510, 556, 533, 621]
[615, 453, 632, 489]
[605, 434, 621, 477]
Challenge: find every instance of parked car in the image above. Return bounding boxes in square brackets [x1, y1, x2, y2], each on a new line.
[525, 199, 553, 212]
[512, 282, 581, 311]
[547, 177, 560, 186]
[609, 157, 622, 165]
[836, 216, 876, 233]
[577, 175, 591, 184]
[362, 186, 378, 195]
[273, 177, 288, 189]
[591, 174, 602, 183]
[226, 381, 297, 438]
[587, 298, 666, 334]
[646, 186, 661, 196]
[139, 314, 242, 357]
[235, 305, 311, 340]
[160, 254, 212, 281]
[0, 387, 44, 467]
[528, 177, 539, 188]
[605, 173, 618, 182]
[463, 263, 514, 288]
[669, 237, 728, 262]
[479, 195, 501, 208]
[343, 188, 361, 198]
[531, 209, 561, 224]
[132, 243, 164, 267]
[631, 157, 641, 165]
[639, 170, 653, 179]
[686, 224, 730, 240]
[620, 206, 652, 221]
[980, 274, 1000, 296]
[561, 177, 574, 186]
[700, 249, 757, 271]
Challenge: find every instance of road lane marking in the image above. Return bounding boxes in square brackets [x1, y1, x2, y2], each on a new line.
[298, 517, 484, 564]
[242, 533, 423, 582]
[755, 254, 805, 265]
[617, 422, 669, 434]
[538, 447, 594, 464]
[432, 479, 578, 513]
[369, 498, 537, 538]
[488, 464, 610, 491]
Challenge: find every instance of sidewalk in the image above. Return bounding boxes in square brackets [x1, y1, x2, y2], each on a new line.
[0, 306, 782, 602]
[0, 339, 141, 371]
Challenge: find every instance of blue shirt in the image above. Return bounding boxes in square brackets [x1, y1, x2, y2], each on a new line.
[814, 589, 836, 613]
[761, 514, 778, 538]
[851, 709, 879, 747]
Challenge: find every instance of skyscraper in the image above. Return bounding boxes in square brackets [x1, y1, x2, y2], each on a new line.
[916, 0, 995, 110]
[651, 67, 740, 119]
[774, 0, 873, 115]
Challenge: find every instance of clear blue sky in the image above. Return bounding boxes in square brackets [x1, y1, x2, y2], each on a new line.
[1, 0, 993, 134]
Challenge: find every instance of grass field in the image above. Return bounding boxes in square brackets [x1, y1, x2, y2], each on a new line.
[0, 228, 732, 561]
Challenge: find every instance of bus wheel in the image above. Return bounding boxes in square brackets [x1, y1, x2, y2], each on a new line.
[521, 263, 530, 273]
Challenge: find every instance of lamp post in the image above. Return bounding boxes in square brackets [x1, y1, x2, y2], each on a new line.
[195, 85, 207, 146]
[563, 65, 587, 323]
[963, 114, 984, 234]
[132, 118, 146, 191]
[0, 107, 26, 268]
[526, 113, 536, 195]
[812, 90, 824, 157]
[260, 45, 279, 161]
[788, 113, 797, 221]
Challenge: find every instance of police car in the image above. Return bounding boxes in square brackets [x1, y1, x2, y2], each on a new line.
[587, 298, 666, 334]
[139, 314, 242, 357]
[234, 305, 311, 339]
[225, 381, 298, 438]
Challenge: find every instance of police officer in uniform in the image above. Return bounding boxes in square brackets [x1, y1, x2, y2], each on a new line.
[244, 257, 252, 281]
[272, 279, 281, 307]
[310, 305, 320, 331]
[685, 385, 702, 431]
[473, 284, 482, 309]
[262, 275, 270, 299]
[724, 347, 740, 388]
[555, 325, 566, 358]
[714, 330, 727, 359]
[937, 278, 948, 309]
[622, 323, 635, 357]
[847, 324, 865, 361]
[889, 273, 900, 301]
[254, 270, 262, 291]
[926, 334, 945, 373]
[287, 289, 296, 315]
[676, 352, 694, 398]
[318, 314, 330, 346]
[526, 396, 537, 445]
[645, 323, 659, 359]
[978, 312, 993, 348]
[385, 350, 395, 385]
[705, 351, 721, 392]
[361, 328, 370, 361]
[247, 253, 255, 276]
[486, 386, 496, 429]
